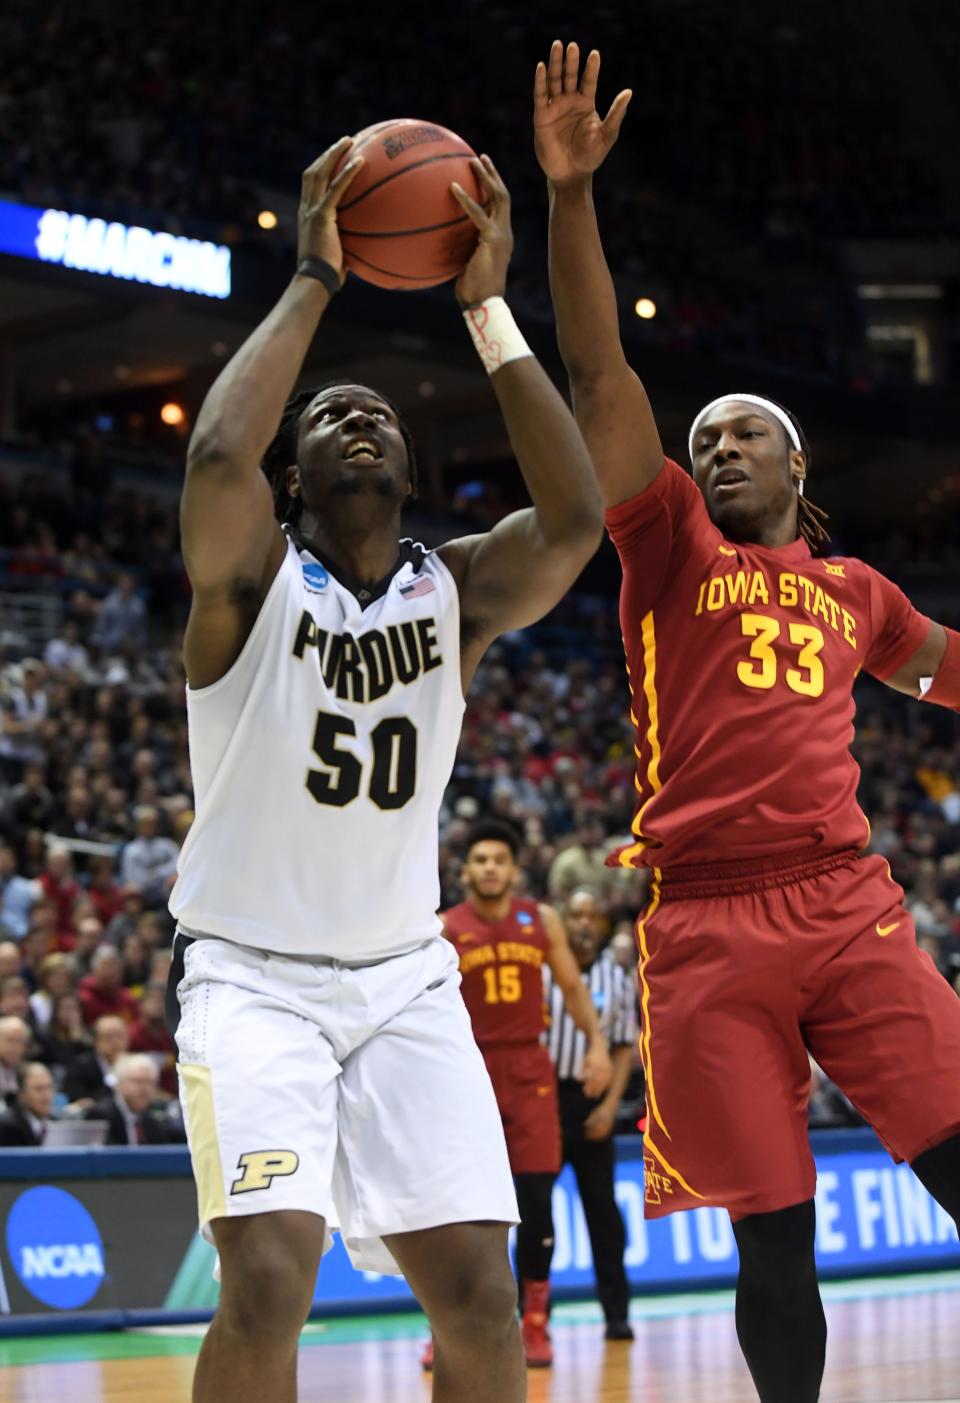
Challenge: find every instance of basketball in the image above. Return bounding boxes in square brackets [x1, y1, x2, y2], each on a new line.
[335, 119, 485, 290]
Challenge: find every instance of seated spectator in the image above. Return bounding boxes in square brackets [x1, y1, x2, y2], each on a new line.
[0, 1016, 30, 1105]
[78, 946, 140, 1026]
[99, 788, 134, 846]
[44, 621, 90, 677]
[128, 982, 177, 1097]
[37, 846, 81, 949]
[85, 1053, 184, 1145]
[61, 534, 104, 586]
[45, 992, 91, 1088]
[548, 821, 624, 903]
[119, 806, 179, 907]
[91, 573, 147, 654]
[119, 931, 151, 991]
[134, 909, 170, 954]
[50, 787, 98, 847]
[4, 765, 54, 834]
[0, 974, 30, 1016]
[29, 953, 77, 1031]
[72, 913, 106, 978]
[86, 856, 126, 927]
[149, 948, 172, 988]
[0, 844, 40, 940]
[0, 661, 49, 786]
[63, 1013, 127, 1104]
[0, 976, 50, 1061]
[17, 923, 54, 993]
[17, 828, 49, 880]
[104, 886, 145, 946]
[0, 1063, 56, 1146]
[0, 943, 22, 980]
[69, 896, 98, 932]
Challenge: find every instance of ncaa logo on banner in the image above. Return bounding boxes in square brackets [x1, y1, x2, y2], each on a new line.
[302, 563, 329, 595]
[5, 1186, 105, 1309]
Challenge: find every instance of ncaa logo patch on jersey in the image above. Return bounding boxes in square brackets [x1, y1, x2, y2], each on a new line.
[517, 911, 533, 926]
[302, 562, 329, 595]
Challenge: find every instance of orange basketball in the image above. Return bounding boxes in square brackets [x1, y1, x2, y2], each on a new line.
[334, 119, 484, 290]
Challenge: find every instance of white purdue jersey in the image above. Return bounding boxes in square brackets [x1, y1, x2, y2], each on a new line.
[169, 529, 465, 960]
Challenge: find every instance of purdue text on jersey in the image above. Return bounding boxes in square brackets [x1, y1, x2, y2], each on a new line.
[292, 612, 443, 703]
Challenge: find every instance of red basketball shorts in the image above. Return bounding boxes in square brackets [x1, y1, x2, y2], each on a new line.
[636, 849, 960, 1220]
[481, 1042, 562, 1176]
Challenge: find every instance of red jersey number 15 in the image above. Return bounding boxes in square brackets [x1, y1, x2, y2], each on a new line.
[483, 965, 522, 1004]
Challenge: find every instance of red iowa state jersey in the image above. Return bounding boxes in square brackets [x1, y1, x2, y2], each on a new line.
[443, 898, 549, 1046]
[606, 459, 932, 869]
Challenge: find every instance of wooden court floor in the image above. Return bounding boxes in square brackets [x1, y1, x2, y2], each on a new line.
[1, 1276, 960, 1402]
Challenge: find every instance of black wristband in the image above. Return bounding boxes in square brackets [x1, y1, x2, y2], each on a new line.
[296, 257, 342, 298]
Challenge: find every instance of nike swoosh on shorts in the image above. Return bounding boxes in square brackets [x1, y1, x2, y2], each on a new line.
[876, 921, 901, 937]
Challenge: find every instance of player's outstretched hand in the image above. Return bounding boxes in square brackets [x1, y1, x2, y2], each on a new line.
[451, 155, 513, 309]
[297, 137, 365, 283]
[580, 1040, 613, 1100]
[534, 40, 632, 187]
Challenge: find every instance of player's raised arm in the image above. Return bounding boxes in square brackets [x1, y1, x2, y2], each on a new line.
[179, 139, 363, 684]
[535, 41, 664, 508]
[540, 904, 612, 1098]
[439, 156, 603, 683]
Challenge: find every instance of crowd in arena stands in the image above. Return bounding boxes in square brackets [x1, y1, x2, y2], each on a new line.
[0, 431, 958, 1144]
[3, 1, 955, 380]
[3, 440, 958, 640]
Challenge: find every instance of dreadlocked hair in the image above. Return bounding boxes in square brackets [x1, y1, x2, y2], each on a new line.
[797, 495, 831, 555]
[747, 393, 831, 555]
[261, 380, 419, 526]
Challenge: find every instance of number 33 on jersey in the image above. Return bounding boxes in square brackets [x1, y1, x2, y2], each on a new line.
[169, 532, 465, 961]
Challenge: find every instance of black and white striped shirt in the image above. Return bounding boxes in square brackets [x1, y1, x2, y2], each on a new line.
[544, 949, 639, 1081]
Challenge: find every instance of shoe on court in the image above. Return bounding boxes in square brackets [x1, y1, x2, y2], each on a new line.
[521, 1279, 553, 1368]
[420, 1337, 434, 1371]
[605, 1320, 635, 1341]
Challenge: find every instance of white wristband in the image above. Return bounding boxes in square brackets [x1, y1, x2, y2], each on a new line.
[463, 296, 533, 376]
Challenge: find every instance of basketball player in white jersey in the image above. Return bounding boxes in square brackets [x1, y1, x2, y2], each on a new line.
[168, 137, 603, 1403]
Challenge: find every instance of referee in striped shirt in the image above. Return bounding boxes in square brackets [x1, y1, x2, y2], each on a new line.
[544, 888, 639, 1340]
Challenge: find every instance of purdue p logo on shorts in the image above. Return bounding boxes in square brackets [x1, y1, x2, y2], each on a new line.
[231, 1150, 300, 1195]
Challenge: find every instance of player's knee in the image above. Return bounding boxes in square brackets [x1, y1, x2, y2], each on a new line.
[215, 1220, 320, 1342]
[433, 1261, 518, 1347]
[218, 1248, 314, 1341]
[734, 1200, 817, 1293]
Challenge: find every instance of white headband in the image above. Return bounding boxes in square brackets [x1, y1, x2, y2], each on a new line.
[688, 393, 805, 495]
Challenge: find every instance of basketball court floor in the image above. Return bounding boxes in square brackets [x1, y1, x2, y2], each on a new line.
[1, 1271, 958, 1401]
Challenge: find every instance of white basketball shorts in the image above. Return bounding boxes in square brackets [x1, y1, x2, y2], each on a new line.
[169, 929, 518, 1275]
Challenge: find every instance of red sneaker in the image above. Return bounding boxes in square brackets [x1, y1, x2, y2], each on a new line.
[420, 1336, 435, 1371]
[521, 1279, 553, 1368]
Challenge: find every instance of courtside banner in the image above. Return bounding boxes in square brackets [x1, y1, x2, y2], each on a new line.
[302, 1131, 960, 1308]
[0, 198, 231, 299]
[0, 1134, 957, 1328]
